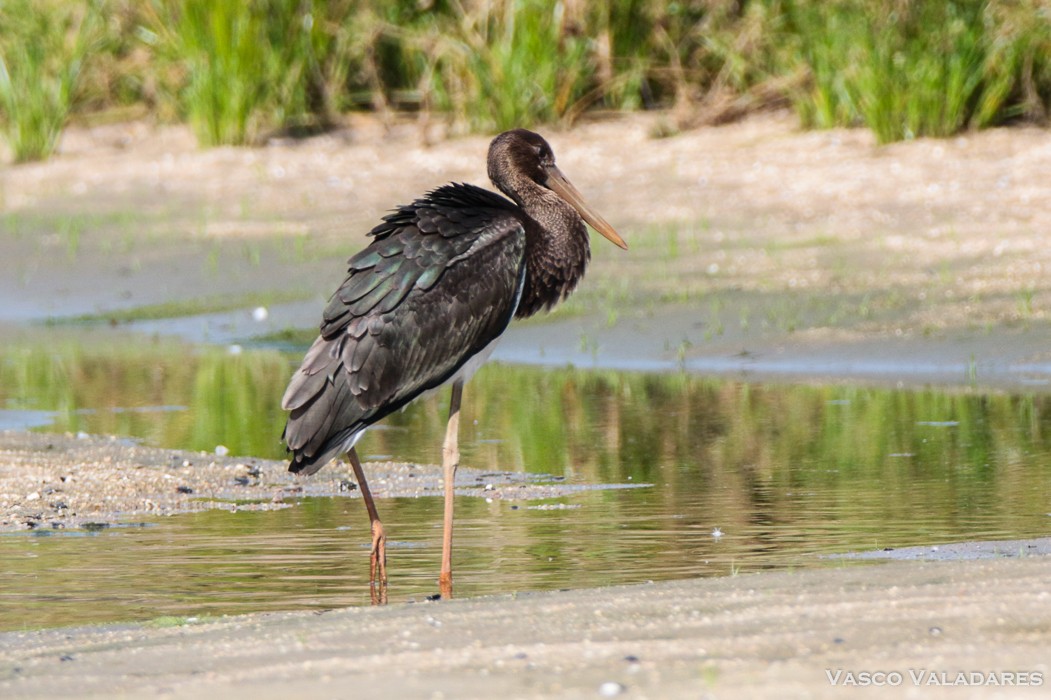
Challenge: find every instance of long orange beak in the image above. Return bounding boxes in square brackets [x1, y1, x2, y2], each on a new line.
[544, 165, 628, 250]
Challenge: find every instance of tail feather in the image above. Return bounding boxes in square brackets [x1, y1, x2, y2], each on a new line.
[282, 328, 371, 475]
[287, 428, 358, 476]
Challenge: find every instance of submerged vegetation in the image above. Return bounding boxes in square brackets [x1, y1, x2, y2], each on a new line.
[1, 0, 1050, 159]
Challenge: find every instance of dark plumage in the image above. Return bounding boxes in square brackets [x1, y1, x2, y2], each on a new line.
[281, 129, 626, 600]
[282, 183, 525, 474]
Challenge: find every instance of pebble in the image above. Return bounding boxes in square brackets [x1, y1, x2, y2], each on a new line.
[599, 681, 626, 697]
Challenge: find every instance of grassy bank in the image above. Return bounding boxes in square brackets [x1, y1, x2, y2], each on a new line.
[1, 0, 1049, 161]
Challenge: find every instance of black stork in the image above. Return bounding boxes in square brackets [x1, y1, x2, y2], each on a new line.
[281, 129, 627, 602]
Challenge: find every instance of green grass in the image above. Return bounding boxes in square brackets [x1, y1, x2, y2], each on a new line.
[252, 327, 318, 347]
[1016, 286, 1037, 321]
[147, 0, 359, 145]
[48, 289, 311, 325]
[57, 218, 85, 260]
[2, 0, 1051, 154]
[0, 1, 100, 162]
[165, 1, 271, 145]
[783, 0, 1050, 143]
[420, 0, 592, 131]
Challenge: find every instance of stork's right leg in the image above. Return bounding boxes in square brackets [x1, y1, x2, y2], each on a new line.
[439, 380, 464, 600]
[345, 448, 387, 604]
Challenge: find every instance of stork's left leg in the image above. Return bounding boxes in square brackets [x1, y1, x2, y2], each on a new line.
[344, 448, 387, 605]
[439, 379, 463, 599]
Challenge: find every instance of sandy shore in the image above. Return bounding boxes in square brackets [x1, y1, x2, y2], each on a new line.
[0, 430, 641, 532]
[2, 555, 1049, 699]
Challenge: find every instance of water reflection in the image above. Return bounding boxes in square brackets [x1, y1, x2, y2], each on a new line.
[1, 333, 1051, 630]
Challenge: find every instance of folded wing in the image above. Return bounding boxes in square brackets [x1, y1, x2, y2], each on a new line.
[282, 184, 526, 474]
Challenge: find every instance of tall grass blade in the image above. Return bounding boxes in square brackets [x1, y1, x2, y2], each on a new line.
[0, 1, 100, 162]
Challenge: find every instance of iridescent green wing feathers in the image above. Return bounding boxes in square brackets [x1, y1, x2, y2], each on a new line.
[281, 184, 526, 474]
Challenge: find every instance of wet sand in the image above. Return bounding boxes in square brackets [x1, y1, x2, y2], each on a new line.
[0, 430, 643, 532]
[2, 555, 1049, 699]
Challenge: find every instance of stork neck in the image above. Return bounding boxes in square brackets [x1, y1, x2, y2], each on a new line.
[511, 186, 591, 319]
[493, 167, 545, 210]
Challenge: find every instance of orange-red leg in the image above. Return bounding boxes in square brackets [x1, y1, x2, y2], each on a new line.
[439, 380, 463, 599]
[345, 448, 387, 605]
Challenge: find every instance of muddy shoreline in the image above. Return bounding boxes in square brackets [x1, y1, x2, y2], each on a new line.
[3, 556, 1050, 699]
[0, 430, 644, 533]
[3, 112, 1050, 384]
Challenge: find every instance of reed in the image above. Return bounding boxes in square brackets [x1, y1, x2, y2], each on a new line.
[782, 0, 1051, 142]
[146, 0, 367, 145]
[0, 1, 99, 162]
[423, 0, 592, 131]
[2, 0, 1050, 158]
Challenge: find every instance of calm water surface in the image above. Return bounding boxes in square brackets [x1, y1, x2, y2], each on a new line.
[2, 333, 1050, 630]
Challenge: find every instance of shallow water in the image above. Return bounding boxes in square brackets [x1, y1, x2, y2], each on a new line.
[2, 334, 1051, 630]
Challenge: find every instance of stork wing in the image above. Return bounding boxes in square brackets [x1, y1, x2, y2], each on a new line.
[281, 184, 525, 474]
